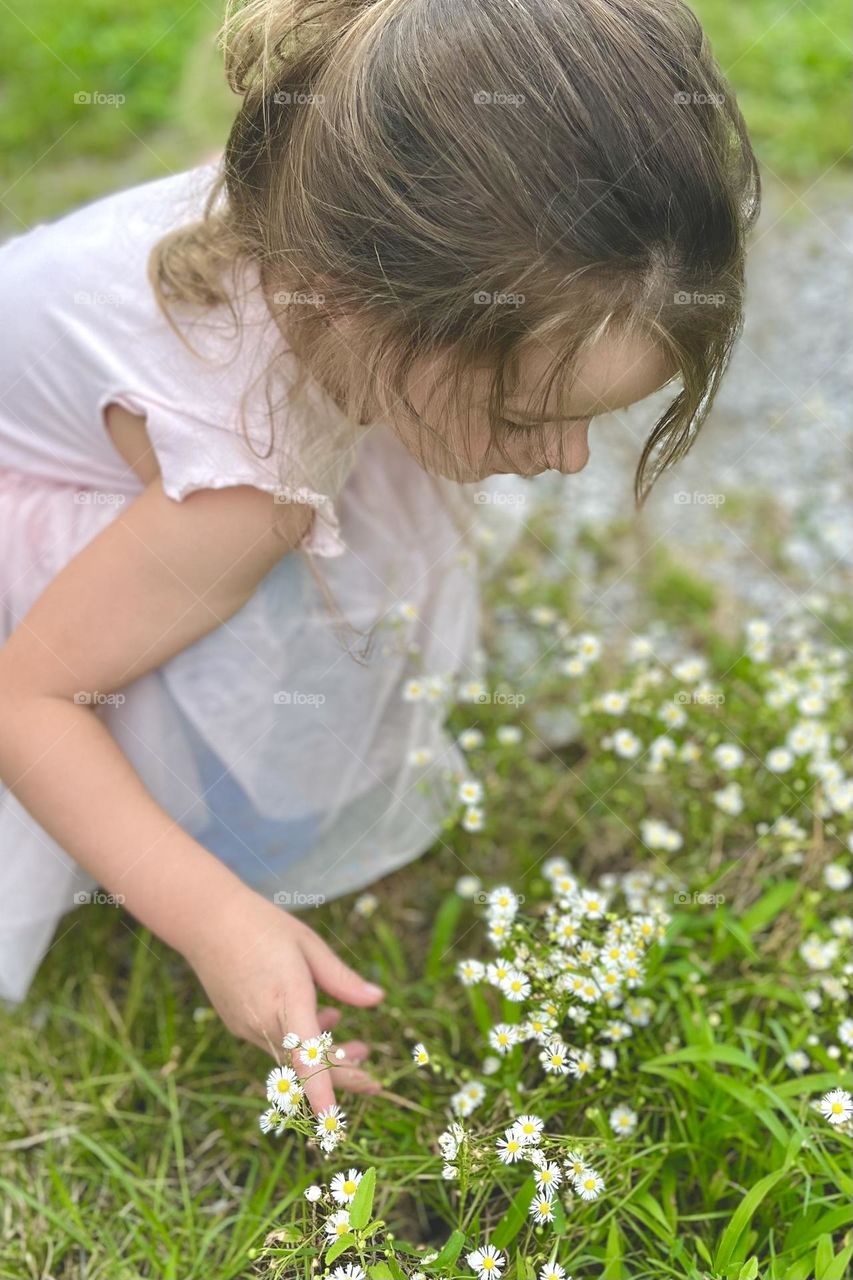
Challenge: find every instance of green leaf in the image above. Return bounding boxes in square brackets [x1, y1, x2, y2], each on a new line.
[466, 985, 494, 1037]
[641, 1044, 758, 1074]
[713, 1166, 789, 1272]
[368, 1265, 395, 1280]
[602, 1219, 625, 1279]
[737, 1258, 759, 1280]
[815, 1233, 834, 1278]
[426, 1229, 466, 1271]
[426, 893, 464, 979]
[739, 880, 799, 936]
[819, 1244, 853, 1280]
[491, 1178, 535, 1250]
[326, 1234, 356, 1264]
[348, 1167, 377, 1231]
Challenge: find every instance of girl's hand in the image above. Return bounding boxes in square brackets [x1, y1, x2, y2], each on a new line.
[184, 887, 385, 1115]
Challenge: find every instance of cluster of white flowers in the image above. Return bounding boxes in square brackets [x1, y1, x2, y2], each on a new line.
[449, 858, 669, 1119]
[258, 1031, 347, 1153]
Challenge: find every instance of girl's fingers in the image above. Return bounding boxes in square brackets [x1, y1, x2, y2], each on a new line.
[281, 971, 336, 1116]
[329, 1063, 382, 1094]
[327, 1039, 381, 1093]
[300, 928, 385, 1009]
[317, 1006, 342, 1032]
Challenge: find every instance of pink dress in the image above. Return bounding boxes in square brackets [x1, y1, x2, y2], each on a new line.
[0, 163, 524, 1005]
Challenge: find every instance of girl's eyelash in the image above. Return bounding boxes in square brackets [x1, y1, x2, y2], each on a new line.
[497, 417, 536, 434]
[497, 416, 588, 433]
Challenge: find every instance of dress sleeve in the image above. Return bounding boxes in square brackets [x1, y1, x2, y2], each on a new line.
[99, 388, 347, 558]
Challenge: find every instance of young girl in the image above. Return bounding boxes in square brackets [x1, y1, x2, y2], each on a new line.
[0, 0, 758, 1112]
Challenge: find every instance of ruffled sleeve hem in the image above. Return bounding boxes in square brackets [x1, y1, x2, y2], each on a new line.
[99, 389, 348, 558]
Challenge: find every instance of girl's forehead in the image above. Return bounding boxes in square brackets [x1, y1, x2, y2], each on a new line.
[513, 331, 677, 418]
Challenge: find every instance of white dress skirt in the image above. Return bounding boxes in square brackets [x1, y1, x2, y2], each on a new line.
[0, 164, 529, 1004]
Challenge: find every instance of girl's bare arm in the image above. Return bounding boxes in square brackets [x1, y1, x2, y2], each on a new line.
[0, 478, 384, 1107]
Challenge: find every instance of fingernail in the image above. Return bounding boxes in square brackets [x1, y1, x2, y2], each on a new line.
[364, 983, 385, 999]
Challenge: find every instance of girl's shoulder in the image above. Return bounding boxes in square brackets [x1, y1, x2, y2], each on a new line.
[0, 165, 358, 557]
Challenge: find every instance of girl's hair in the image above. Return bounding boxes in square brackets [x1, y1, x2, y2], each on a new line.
[150, 0, 760, 508]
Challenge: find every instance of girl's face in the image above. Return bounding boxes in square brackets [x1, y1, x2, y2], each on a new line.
[385, 329, 677, 484]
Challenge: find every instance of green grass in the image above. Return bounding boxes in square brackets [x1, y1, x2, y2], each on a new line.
[2, 505, 851, 1278]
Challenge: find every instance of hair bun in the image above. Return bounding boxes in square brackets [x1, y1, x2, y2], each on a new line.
[219, 0, 363, 98]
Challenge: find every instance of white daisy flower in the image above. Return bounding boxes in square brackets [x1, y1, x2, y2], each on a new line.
[462, 806, 485, 832]
[412, 1042, 430, 1066]
[713, 743, 744, 770]
[330, 1169, 362, 1204]
[489, 1023, 521, 1055]
[487, 886, 520, 917]
[533, 1161, 563, 1192]
[467, 1244, 506, 1279]
[281, 1031, 301, 1050]
[786, 1050, 810, 1073]
[459, 779, 484, 805]
[353, 893, 378, 918]
[612, 729, 641, 759]
[539, 1264, 568, 1280]
[838, 1019, 853, 1048]
[315, 1104, 347, 1143]
[304, 1184, 323, 1202]
[529, 1193, 555, 1224]
[457, 958, 486, 985]
[330, 1266, 365, 1280]
[496, 1129, 525, 1164]
[599, 690, 629, 715]
[266, 1066, 302, 1110]
[609, 1105, 638, 1136]
[500, 969, 531, 1002]
[458, 728, 485, 750]
[567, 1049, 596, 1078]
[324, 1209, 352, 1239]
[512, 1113, 545, 1144]
[765, 746, 794, 773]
[573, 1168, 605, 1201]
[259, 1107, 286, 1135]
[563, 1150, 588, 1180]
[496, 725, 523, 745]
[299, 1037, 326, 1068]
[540, 1039, 570, 1075]
[818, 1088, 853, 1126]
[824, 863, 852, 891]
